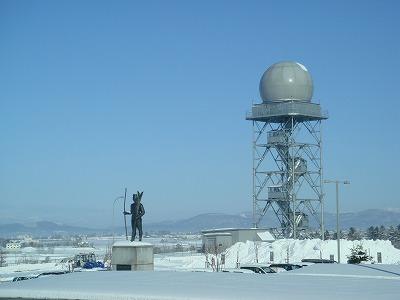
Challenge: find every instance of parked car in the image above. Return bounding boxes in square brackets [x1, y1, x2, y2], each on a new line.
[222, 268, 255, 274]
[239, 264, 276, 274]
[301, 258, 337, 264]
[12, 275, 38, 282]
[13, 271, 69, 282]
[269, 263, 302, 272]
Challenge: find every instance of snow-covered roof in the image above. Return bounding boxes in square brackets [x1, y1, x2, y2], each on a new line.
[201, 228, 269, 233]
[257, 231, 275, 241]
[0, 265, 399, 300]
[203, 233, 232, 237]
[112, 241, 152, 247]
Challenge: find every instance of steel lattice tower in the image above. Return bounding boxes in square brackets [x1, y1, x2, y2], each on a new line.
[246, 61, 328, 238]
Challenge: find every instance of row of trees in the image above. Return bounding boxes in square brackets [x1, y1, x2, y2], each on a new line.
[0, 249, 6, 267]
[308, 224, 400, 249]
[346, 225, 400, 249]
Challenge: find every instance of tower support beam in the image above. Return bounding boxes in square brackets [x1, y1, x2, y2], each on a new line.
[247, 102, 327, 238]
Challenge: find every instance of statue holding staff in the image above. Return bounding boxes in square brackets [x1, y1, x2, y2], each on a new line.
[124, 191, 145, 241]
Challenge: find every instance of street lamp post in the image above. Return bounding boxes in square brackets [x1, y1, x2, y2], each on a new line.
[324, 179, 350, 263]
[112, 196, 124, 244]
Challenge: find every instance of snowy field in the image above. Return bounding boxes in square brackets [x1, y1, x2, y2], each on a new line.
[1, 237, 400, 299]
[0, 235, 202, 282]
[1, 265, 400, 300]
[1, 237, 400, 283]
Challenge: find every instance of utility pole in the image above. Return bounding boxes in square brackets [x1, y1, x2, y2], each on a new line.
[324, 180, 350, 263]
[335, 181, 340, 263]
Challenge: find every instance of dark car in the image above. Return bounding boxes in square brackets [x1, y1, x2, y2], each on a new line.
[269, 263, 302, 271]
[240, 264, 276, 274]
[301, 258, 337, 264]
[12, 275, 38, 282]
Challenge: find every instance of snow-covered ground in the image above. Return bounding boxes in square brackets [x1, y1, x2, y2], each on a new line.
[1, 265, 400, 299]
[1, 237, 400, 282]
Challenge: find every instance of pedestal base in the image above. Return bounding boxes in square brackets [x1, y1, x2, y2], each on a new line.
[111, 241, 154, 271]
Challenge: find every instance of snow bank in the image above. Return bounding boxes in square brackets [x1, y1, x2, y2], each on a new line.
[21, 247, 37, 253]
[0, 263, 67, 283]
[153, 238, 400, 271]
[153, 239, 400, 272]
[223, 239, 400, 267]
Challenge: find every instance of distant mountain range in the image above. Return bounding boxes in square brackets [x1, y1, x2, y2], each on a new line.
[145, 209, 400, 233]
[1, 209, 400, 237]
[0, 221, 101, 238]
[324, 209, 400, 229]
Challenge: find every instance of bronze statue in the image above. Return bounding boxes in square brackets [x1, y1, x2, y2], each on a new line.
[124, 191, 145, 241]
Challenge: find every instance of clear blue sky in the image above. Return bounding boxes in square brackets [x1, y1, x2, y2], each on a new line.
[1, 1, 399, 227]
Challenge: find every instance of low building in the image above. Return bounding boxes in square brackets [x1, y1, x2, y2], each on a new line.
[6, 240, 21, 250]
[202, 228, 275, 252]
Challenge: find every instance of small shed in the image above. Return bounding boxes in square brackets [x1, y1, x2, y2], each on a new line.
[202, 228, 275, 251]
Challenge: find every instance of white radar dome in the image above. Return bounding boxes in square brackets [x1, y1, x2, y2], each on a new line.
[259, 61, 313, 102]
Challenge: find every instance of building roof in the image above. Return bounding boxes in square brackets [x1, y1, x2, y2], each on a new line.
[201, 228, 268, 234]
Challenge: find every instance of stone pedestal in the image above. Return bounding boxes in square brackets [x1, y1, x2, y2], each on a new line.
[111, 241, 154, 271]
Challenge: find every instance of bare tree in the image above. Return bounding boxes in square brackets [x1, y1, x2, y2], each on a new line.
[204, 243, 224, 272]
[0, 249, 6, 267]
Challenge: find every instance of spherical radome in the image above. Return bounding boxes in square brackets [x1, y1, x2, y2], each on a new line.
[259, 61, 313, 102]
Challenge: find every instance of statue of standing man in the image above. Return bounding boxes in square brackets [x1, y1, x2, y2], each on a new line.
[124, 191, 145, 241]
